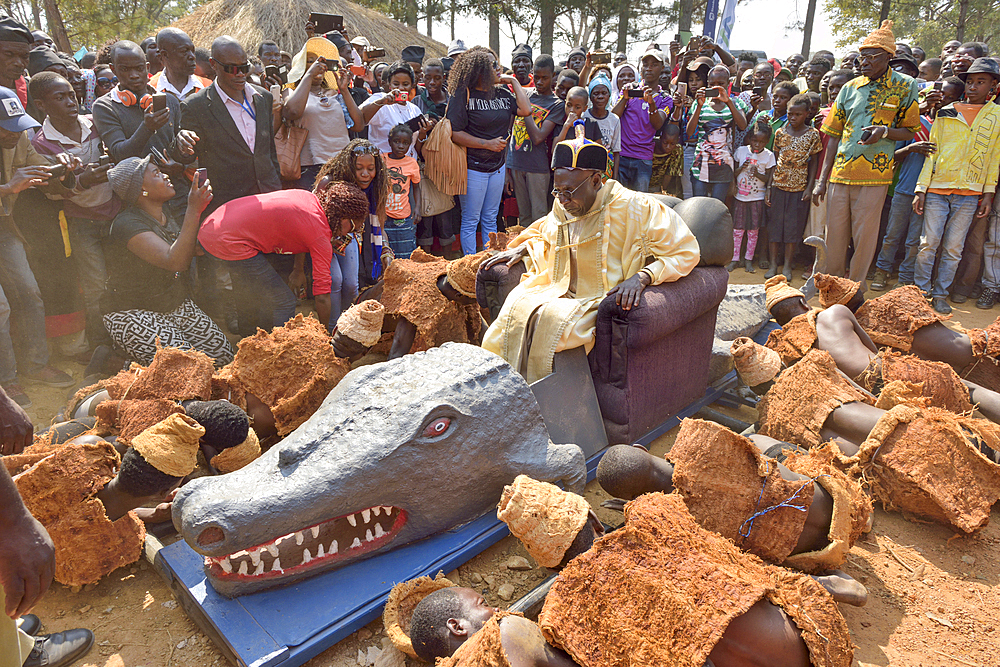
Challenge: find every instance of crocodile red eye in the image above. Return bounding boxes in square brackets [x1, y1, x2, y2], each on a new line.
[422, 417, 451, 438]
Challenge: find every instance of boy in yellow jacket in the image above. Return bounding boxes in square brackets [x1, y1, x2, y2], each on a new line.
[913, 57, 1000, 314]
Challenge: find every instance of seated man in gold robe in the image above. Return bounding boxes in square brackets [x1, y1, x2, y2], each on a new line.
[482, 123, 701, 382]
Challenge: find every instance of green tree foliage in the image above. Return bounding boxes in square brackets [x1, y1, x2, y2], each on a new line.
[1, 0, 205, 49]
[825, 0, 999, 55]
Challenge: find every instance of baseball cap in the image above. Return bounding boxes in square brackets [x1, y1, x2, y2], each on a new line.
[641, 49, 667, 64]
[350, 35, 370, 49]
[0, 87, 39, 133]
[686, 55, 715, 71]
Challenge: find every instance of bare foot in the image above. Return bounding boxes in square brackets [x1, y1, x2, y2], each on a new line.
[811, 569, 868, 607]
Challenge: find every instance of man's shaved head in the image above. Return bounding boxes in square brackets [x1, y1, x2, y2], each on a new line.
[110, 39, 144, 66]
[156, 27, 188, 49]
[211, 35, 244, 60]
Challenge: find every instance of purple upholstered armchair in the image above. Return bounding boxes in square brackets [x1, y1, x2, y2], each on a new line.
[477, 261, 728, 444]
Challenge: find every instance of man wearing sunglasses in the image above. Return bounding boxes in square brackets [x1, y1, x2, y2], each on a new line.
[178, 35, 280, 218]
[481, 127, 700, 382]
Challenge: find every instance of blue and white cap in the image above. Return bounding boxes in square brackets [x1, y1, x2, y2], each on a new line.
[0, 87, 39, 133]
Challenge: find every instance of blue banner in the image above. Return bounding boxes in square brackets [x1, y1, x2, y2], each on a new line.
[703, 0, 720, 37]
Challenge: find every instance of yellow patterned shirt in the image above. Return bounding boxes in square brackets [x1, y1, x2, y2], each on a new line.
[820, 68, 920, 186]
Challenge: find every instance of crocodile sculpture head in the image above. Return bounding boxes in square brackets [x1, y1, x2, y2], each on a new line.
[172, 343, 587, 597]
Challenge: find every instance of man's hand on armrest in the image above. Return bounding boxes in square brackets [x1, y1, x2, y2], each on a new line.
[482, 245, 528, 270]
[607, 271, 652, 311]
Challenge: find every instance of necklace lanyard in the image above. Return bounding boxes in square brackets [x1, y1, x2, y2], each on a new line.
[238, 92, 256, 121]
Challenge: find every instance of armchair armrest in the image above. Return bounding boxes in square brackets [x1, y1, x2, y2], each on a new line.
[476, 260, 528, 321]
[595, 267, 730, 349]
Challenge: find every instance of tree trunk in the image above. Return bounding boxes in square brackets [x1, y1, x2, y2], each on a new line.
[801, 0, 817, 58]
[878, 0, 891, 23]
[616, 0, 629, 53]
[594, 1, 604, 50]
[427, 0, 433, 38]
[956, 0, 969, 42]
[678, 0, 694, 33]
[489, 2, 500, 55]
[406, 0, 418, 27]
[42, 0, 71, 52]
[30, 0, 42, 30]
[541, 0, 556, 56]
[450, 0, 456, 41]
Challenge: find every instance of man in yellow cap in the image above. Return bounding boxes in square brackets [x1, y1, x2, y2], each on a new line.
[481, 124, 700, 382]
[812, 20, 921, 289]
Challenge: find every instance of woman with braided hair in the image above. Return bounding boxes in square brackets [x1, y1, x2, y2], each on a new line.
[315, 139, 394, 289]
[445, 46, 531, 255]
[198, 181, 370, 333]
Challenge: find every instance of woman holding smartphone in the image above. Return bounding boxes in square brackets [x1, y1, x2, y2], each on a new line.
[446, 46, 531, 255]
[282, 37, 365, 190]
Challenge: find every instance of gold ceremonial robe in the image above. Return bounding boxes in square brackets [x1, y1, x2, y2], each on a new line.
[482, 180, 700, 382]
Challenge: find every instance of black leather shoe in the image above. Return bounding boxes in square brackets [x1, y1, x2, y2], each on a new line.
[23, 629, 94, 667]
[16, 614, 40, 636]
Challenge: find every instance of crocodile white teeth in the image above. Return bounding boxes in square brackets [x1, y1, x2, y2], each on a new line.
[238, 561, 248, 575]
[302, 548, 312, 564]
[219, 557, 233, 574]
[374, 523, 385, 538]
[295, 531, 304, 546]
[351, 537, 362, 549]
[372, 506, 381, 517]
[346, 514, 357, 527]
[250, 549, 261, 566]
[311, 525, 320, 539]
[254, 560, 265, 575]
[265, 544, 279, 558]
[365, 529, 373, 542]
[382, 506, 393, 516]
[330, 540, 338, 554]
[361, 509, 371, 523]
[317, 543, 325, 558]
[271, 559, 281, 572]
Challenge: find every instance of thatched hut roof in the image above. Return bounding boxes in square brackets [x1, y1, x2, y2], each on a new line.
[167, 0, 446, 62]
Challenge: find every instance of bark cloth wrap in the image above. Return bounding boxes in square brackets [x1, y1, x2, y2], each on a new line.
[380, 248, 483, 353]
[962, 315, 1000, 392]
[854, 285, 949, 352]
[6, 440, 145, 586]
[231, 314, 351, 436]
[813, 273, 859, 309]
[782, 444, 872, 572]
[667, 419, 812, 565]
[384, 572, 456, 658]
[757, 349, 873, 449]
[765, 309, 819, 367]
[131, 413, 204, 477]
[82, 347, 214, 444]
[835, 404, 1000, 533]
[537, 493, 852, 667]
[730, 337, 782, 386]
[436, 612, 523, 667]
[335, 299, 386, 347]
[856, 351, 973, 414]
[210, 427, 261, 473]
[496, 475, 591, 568]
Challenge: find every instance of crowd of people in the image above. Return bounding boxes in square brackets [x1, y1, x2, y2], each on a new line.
[0, 11, 997, 412]
[2, 9, 1000, 667]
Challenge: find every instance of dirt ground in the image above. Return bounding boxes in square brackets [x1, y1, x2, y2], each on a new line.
[19, 269, 1000, 667]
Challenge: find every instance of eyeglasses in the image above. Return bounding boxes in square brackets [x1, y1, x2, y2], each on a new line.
[215, 60, 251, 75]
[351, 143, 379, 156]
[551, 177, 592, 200]
[96, 76, 117, 86]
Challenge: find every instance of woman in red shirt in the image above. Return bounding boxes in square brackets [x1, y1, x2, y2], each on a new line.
[198, 183, 369, 333]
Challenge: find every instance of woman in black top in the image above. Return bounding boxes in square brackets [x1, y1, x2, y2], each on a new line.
[446, 46, 530, 255]
[103, 156, 234, 366]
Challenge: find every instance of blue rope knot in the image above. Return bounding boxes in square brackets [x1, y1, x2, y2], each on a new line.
[738, 462, 827, 539]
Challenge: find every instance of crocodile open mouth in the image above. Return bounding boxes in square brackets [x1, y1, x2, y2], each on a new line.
[204, 505, 407, 580]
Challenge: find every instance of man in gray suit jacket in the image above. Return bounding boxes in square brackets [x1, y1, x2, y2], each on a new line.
[179, 35, 280, 216]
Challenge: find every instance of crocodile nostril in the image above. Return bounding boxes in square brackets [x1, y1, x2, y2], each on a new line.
[197, 526, 225, 546]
